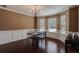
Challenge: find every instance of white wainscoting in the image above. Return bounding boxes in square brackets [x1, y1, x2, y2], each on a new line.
[47, 32, 66, 43]
[0, 29, 66, 44]
[0, 29, 34, 44]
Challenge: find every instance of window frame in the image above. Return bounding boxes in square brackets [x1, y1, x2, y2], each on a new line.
[39, 18, 46, 31]
[48, 17, 57, 32]
[60, 15, 67, 34]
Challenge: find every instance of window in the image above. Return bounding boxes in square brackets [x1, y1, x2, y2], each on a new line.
[48, 18, 57, 32]
[39, 18, 45, 31]
[60, 15, 66, 34]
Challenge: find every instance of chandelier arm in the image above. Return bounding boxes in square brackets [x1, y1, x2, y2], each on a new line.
[31, 5, 40, 16]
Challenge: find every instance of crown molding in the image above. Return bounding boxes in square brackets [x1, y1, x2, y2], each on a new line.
[0, 6, 32, 17]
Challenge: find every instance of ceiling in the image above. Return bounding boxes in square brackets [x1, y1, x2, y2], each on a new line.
[6, 5, 73, 16]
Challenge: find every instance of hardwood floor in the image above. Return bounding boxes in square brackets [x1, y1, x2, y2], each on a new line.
[0, 37, 65, 53]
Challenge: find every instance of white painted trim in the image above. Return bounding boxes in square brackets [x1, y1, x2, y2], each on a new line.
[47, 32, 66, 43]
[0, 29, 34, 44]
[0, 29, 66, 44]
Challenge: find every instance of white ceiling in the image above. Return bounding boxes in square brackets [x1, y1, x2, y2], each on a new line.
[7, 5, 72, 16]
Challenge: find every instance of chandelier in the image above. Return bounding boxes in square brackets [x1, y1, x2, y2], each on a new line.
[31, 5, 40, 16]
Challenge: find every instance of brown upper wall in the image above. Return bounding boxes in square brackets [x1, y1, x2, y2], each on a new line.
[34, 16, 38, 29]
[69, 7, 78, 32]
[0, 8, 34, 30]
